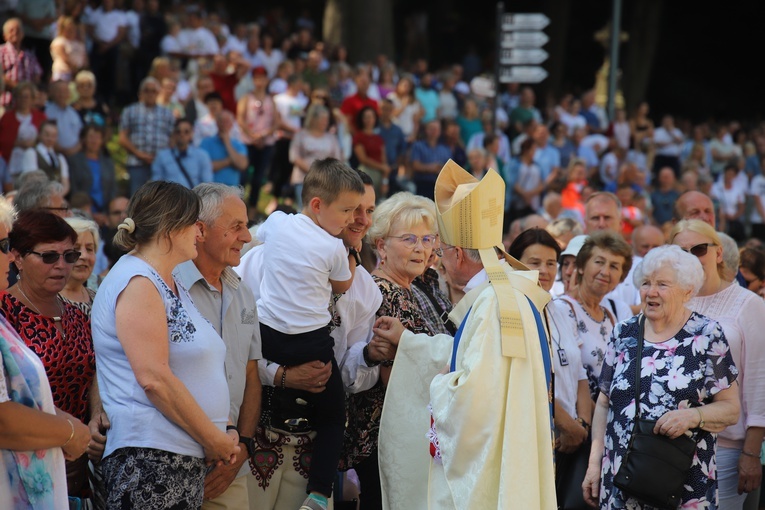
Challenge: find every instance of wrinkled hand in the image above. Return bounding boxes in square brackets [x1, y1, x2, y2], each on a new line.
[581, 463, 601, 508]
[738, 453, 762, 494]
[373, 316, 405, 347]
[62, 415, 91, 461]
[368, 338, 396, 362]
[203, 430, 241, 467]
[204, 448, 247, 500]
[557, 422, 587, 454]
[654, 409, 697, 439]
[284, 360, 332, 393]
[87, 410, 111, 463]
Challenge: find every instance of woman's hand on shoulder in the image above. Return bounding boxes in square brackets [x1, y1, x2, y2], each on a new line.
[654, 408, 699, 439]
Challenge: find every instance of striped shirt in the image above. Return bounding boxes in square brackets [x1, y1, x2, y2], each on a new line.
[0, 43, 42, 107]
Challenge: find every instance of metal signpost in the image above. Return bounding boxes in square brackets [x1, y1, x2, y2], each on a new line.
[497, 11, 550, 84]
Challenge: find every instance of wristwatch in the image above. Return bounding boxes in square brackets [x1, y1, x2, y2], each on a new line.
[349, 247, 362, 267]
[239, 435, 256, 458]
[363, 344, 380, 367]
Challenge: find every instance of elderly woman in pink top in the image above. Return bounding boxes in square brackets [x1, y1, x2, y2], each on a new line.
[671, 219, 765, 508]
[237, 66, 279, 215]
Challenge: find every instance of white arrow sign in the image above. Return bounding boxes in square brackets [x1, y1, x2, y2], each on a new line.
[500, 31, 549, 49]
[499, 48, 549, 65]
[502, 13, 550, 31]
[499, 66, 548, 84]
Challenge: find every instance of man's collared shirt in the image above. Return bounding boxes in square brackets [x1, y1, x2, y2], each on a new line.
[119, 102, 175, 166]
[0, 43, 42, 107]
[44, 103, 83, 150]
[151, 146, 213, 187]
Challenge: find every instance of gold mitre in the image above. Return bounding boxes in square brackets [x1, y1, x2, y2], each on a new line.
[435, 160, 550, 358]
[435, 159, 504, 249]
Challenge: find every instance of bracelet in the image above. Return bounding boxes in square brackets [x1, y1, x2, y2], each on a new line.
[742, 450, 760, 458]
[363, 344, 380, 367]
[62, 418, 75, 448]
[280, 366, 288, 389]
[695, 407, 705, 429]
[226, 425, 239, 434]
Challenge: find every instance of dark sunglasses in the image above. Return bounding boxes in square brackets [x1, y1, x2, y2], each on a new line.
[680, 242, 715, 257]
[0, 238, 9, 254]
[25, 249, 81, 264]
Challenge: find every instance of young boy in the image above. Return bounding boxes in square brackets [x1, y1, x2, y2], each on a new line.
[256, 157, 365, 510]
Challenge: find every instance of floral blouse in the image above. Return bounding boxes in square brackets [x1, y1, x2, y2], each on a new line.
[339, 275, 433, 470]
[597, 313, 738, 509]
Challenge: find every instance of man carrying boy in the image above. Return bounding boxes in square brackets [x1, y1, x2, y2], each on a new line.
[256, 158, 365, 510]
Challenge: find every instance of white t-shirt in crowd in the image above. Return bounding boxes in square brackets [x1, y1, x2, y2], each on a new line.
[749, 175, 765, 224]
[222, 35, 247, 55]
[160, 34, 183, 55]
[548, 299, 587, 419]
[90, 8, 127, 43]
[179, 27, 219, 56]
[256, 212, 351, 334]
[273, 91, 308, 132]
[257, 49, 285, 79]
[123, 9, 140, 48]
[712, 182, 746, 218]
[654, 127, 684, 157]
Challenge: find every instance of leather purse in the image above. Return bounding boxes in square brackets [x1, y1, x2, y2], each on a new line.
[613, 316, 697, 509]
[260, 385, 315, 434]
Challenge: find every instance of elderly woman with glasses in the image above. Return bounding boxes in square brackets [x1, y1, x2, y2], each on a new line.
[341, 192, 441, 510]
[670, 219, 765, 508]
[0, 210, 96, 502]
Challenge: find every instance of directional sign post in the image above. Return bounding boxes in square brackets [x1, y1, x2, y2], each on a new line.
[497, 9, 550, 85]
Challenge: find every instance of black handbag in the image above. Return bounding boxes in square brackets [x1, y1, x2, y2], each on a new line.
[613, 316, 697, 509]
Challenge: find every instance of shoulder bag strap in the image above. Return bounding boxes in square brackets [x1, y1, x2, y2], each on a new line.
[632, 315, 646, 425]
[172, 151, 195, 188]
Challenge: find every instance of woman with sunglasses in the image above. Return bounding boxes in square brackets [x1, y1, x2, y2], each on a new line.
[340, 192, 441, 510]
[0, 198, 91, 509]
[670, 219, 765, 508]
[0, 210, 96, 503]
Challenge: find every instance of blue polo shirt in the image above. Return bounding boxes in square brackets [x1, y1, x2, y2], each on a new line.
[151, 147, 213, 188]
[200, 136, 248, 186]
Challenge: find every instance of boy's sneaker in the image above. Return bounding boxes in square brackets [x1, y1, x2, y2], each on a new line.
[298, 494, 328, 510]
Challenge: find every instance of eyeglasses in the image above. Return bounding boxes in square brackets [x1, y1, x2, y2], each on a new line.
[434, 245, 456, 257]
[680, 242, 716, 257]
[42, 206, 71, 213]
[0, 238, 9, 254]
[389, 234, 437, 249]
[25, 250, 81, 264]
[109, 209, 126, 216]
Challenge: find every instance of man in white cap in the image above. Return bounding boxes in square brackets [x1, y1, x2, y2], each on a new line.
[373, 160, 556, 509]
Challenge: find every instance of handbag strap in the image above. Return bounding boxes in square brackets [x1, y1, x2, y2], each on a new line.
[411, 278, 457, 335]
[632, 314, 646, 422]
[173, 150, 195, 188]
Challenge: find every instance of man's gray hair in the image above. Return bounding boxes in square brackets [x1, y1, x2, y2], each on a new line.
[139, 76, 160, 93]
[633, 244, 703, 296]
[14, 178, 65, 212]
[718, 231, 740, 277]
[193, 183, 245, 225]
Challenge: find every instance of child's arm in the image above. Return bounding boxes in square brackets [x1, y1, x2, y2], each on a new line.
[330, 251, 358, 294]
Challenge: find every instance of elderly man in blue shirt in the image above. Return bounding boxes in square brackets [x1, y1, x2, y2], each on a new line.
[200, 111, 249, 187]
[152, 118, 213, 187]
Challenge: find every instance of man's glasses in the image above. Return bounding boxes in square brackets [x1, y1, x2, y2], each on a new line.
[25, 250, 81, 264]
[0, 238, 10, 254]
[42, 206, 70, 213]
[389, 234, 437, 249]
[433, 245, 456, 257]
[680, 242, 715, 257]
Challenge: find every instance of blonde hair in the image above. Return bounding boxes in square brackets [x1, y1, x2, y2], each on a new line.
[367, 192, 437, 248]
[669, 219, 725, 278]
[57, 16, 76, 37]
[74, 70, 96, 86]
[0, 196, 17, 230]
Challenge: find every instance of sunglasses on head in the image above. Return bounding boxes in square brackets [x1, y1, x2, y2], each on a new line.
[25, 249, 81, 264]
[680, 242, 715, 257]
[0, 238, 9, 254]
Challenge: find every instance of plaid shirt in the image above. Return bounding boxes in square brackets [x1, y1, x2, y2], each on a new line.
[411, 268, 454, 336]
[119, 102, 175, 166]
[0, 43, 43, 107]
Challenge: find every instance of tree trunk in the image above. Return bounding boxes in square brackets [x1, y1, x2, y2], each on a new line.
[621, 0, 664, 114]
[543, 0, 573, 112]
[323, 0, 395, 64]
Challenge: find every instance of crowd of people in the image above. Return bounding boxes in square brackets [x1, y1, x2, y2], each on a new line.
[3, 3, 765, 510]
